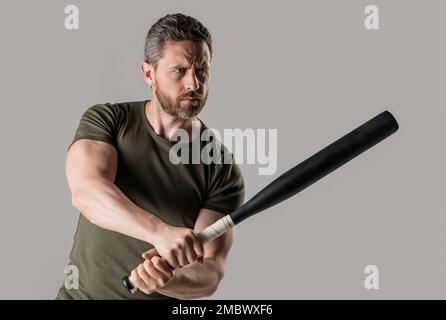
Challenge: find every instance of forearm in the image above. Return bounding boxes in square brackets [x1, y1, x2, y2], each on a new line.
[71, 178, 163, 243]
[156, 258, 224, 299]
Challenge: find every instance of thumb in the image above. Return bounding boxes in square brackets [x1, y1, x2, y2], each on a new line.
[142, 248, 160, 260]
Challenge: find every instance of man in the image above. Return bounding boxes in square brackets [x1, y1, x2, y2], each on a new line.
[56, 13, 245, 300]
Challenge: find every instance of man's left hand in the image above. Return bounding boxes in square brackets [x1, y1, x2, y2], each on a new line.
[130, 249, 175, 294]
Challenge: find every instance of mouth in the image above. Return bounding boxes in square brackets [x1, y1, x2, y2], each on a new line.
[182, 98, 200, 102]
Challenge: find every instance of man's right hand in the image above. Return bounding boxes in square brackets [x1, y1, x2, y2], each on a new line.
[151, 223, 204, 269]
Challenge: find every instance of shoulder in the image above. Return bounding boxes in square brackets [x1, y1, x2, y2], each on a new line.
[80, 100, 144, 124]
[83, 100, 142, 115]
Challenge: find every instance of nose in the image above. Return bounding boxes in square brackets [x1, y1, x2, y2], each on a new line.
[184, 69, 200, 92]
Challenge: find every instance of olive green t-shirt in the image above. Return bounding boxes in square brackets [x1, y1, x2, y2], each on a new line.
[57, 100, 245, 300]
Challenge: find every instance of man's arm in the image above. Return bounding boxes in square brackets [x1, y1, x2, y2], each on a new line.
[67, 139, 203, 268]
[67, 139, 164, 244]
[153, 208, 234, 299]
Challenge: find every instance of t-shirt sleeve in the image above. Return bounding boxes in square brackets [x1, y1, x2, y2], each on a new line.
[68, 103, 120, 150]
[202, 157, 245, 215]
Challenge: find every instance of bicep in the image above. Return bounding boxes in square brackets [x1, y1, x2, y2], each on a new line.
[194, 208, 234, 267]
[66, 139, 118, 197]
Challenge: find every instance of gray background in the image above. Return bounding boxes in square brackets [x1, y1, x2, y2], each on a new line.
[0, 0, 444, 299]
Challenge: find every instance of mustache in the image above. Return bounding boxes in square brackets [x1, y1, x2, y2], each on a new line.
[180, 93, 203, 100]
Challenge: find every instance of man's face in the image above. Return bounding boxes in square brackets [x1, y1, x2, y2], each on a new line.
[148, 40, 211, 120]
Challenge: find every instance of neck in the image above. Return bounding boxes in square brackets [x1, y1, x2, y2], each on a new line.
[145, 99, 201, 142]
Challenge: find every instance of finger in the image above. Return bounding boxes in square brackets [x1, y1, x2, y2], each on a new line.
[184, 238, 197, 264]
[193, 235, 204, 258]
[151, 256, 174, 277]
[142, 248, 159, 260]
[165, 251, 179, 269]
[131, 269, 150, 294]
[176, 247, 188, 267]
[144, 259, 169, 286]
[137, 264, 153, 289]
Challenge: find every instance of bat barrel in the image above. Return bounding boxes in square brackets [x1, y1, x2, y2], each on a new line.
[229, 110, 399, 225]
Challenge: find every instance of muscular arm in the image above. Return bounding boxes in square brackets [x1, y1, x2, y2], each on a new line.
[66, 139, 164, 244]
[155, 208, 234, 299]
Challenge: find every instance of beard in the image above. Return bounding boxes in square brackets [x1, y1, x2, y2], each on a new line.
[155, 86, 208, 120]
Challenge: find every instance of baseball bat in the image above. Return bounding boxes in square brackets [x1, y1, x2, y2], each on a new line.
[122, 110, 399, 293]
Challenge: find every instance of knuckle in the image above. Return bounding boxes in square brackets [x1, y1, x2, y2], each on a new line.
[166, 257, 175, 265]
[157, 278, 166, 287]
[138, 281, 146, 288]
[132, 276, 142, 287]
[152, 257, 161, 267]
[138, 265, 149, 278]
[147, 282, 156, 291]
[144, 260, 153, 268]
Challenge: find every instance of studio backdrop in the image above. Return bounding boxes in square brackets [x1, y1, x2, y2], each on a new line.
[0, 0, 444, 299]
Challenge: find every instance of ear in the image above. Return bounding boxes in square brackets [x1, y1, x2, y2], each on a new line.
[141, 61, 155, 87]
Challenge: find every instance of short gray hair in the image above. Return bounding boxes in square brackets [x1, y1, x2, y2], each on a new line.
[144, 13, 213, 67]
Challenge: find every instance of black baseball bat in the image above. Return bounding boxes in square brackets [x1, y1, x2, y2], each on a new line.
[122, 110, 399, 293]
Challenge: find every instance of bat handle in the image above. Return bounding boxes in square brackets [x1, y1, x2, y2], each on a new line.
[122, 275, 137, 294]
[198, 215, 235, 244]
[122, 215, 235, 294]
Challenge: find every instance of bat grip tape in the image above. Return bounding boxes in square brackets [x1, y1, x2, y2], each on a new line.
[198, 215, 235, 244]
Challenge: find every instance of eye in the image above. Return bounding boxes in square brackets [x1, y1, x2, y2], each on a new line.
[173, 68, 186, 73]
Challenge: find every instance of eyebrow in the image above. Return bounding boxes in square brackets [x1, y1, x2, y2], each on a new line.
[173, 53, 210, 69]
[170, 63, 209, 69]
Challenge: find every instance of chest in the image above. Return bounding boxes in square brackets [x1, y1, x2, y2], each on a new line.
[114, 134, 209, 227]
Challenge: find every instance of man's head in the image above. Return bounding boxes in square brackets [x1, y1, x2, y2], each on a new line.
[141, 13, 212, 120]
